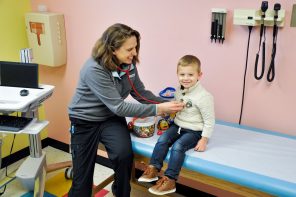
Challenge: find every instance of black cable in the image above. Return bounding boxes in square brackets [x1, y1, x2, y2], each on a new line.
[254, 1, 268, 80]
[267, 26, 277, 82]
[262, 25, 266, 75]
[6, 134, 16, 178]
[239, 26, 253, 125]
[254, 22, 266, 80]
[0, 134, 16, 196]
[267, 4, 280, 82]
[0, 186, 6, 196]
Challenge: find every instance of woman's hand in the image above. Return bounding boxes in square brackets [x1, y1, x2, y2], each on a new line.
[157, 101, 184, 116]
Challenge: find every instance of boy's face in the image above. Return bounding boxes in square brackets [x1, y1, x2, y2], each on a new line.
[177, 64, 202, 89]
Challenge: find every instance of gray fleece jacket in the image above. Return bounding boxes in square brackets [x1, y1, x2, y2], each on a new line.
[68, 58, 164, 121]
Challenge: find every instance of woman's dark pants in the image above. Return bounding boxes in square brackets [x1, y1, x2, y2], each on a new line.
[68, 116, 133, 197]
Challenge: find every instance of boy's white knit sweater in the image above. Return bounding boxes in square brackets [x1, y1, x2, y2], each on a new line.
[174, 81, 215, 138]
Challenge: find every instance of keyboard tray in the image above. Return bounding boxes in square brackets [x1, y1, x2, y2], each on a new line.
[0, 115, 34, 132]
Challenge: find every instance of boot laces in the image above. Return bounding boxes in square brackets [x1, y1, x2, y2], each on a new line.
[156, 176, 169, 186]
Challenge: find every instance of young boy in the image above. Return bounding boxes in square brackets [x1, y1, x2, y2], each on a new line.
[138, 55, 215, 195]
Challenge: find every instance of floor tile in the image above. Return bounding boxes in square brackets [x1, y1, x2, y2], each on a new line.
[1, 146, 186, 197]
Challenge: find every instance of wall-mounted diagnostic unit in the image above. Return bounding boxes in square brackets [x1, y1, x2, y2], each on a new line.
[234, 1, 286, 125]
[233, 8, 285, 27]
[211, 8, 227, 44]
[25, 12, 67, 67]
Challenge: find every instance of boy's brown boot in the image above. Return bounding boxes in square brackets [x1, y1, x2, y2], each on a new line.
[138, 165, 158, 182]
[148, 176, 176, 195]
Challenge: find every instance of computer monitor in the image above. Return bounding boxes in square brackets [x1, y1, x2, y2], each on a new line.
[0, 61, 39, 88]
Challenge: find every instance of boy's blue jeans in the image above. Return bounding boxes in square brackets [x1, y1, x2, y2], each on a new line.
[150, 123, 202, 180]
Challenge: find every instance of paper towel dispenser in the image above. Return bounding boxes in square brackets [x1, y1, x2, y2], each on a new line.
[25, 12, 67, 67]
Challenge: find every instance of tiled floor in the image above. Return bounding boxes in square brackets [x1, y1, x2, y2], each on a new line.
[0, 146, 184, 197]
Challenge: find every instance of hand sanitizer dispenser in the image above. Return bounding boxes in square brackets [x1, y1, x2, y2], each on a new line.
[25, 12, 67, 67]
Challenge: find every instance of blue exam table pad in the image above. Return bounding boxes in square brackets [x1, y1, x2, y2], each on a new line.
[130, 121, 296, 197]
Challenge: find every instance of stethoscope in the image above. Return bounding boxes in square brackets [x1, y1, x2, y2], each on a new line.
[116, 64, 160, 104]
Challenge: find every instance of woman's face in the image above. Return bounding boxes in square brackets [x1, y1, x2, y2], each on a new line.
[113, 36, 137, 65]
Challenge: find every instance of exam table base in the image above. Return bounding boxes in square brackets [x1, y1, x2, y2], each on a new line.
[132, 154, 275, 197]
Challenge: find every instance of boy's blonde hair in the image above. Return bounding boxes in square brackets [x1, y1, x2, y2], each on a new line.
[177, 55, 201, 73]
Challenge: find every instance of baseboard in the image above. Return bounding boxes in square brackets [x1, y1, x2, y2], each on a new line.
[1, 137, 112, 170]
[1, 138, 50, 169]
[45, 138, 70, 153]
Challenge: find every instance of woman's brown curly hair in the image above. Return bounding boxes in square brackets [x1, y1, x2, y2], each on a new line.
[92, 23, 140, 71]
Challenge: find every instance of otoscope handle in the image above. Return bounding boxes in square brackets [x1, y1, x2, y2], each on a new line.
[255, 54, 259, 69]
[262, 42, 265, 69]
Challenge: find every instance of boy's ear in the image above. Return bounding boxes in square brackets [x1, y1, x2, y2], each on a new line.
[197, 72, 203, 81]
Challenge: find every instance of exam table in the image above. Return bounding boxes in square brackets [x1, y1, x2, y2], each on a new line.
[130, 121, 296, 197]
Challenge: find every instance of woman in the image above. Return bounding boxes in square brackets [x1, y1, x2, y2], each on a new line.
[68, 23, 184, 197]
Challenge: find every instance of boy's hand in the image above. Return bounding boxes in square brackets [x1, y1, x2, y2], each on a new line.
[194, 137, 208, 152]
